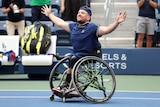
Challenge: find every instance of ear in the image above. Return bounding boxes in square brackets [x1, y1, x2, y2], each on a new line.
[87, 15, 91, 21]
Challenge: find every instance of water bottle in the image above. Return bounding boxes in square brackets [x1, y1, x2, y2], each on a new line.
[2, 42, 6, 52]
[13, 4, 20, 14]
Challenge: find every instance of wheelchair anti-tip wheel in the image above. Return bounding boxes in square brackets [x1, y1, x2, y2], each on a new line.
[72, 56, 116, 103]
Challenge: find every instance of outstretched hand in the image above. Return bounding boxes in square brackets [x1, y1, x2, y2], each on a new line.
[41, 5, 52, 16]
[116, 11, 127, 24]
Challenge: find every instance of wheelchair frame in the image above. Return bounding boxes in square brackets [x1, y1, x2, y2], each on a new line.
[49, 55, 116, 103]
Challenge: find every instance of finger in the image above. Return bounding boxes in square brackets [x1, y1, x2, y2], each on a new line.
[45, 4, 48, 8]
[41, 7, 46, 14]
[41, 10, 44, 14]
[41, 6, 46, 11]
[49, 5, 52, 10]
[42, 5, 48, 10]
[123, 11, 127, 15]
[120, 11, 126, 17]
[41, 7, 45, 12]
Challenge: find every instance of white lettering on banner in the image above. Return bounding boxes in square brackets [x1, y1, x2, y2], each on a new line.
[102, 53, 127, 70]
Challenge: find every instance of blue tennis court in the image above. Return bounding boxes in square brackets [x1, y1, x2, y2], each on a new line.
[0, 90, 160, 107]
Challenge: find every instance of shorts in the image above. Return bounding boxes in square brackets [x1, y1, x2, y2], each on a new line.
[69, 47, 102, 68]
[69, 56, 79, 68]
[136, 16, 156, 35]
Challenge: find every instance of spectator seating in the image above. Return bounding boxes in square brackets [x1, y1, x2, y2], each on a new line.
[0, 8, 7, 21]
[0, 0, 71, 47]
[21, 36, 57, 79]
[0, 21, 7, 35]
[24, 8, 32, 21]
[24, 0, 30, 8]
[51, 0, 61, 12]
[51, 8, 60, 18]
[25, 20, 32, 26]
[53, 25, 72, 46]
[39, 21, 54, 33]
[0, 36, 19, 74]
[23, 0, 61, 33]
[0, 0, 2, 7]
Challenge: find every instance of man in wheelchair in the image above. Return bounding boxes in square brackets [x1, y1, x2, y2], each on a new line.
[41, 5, 126, 96]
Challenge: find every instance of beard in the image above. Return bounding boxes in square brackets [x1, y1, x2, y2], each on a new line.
[77, 20, 86, 24]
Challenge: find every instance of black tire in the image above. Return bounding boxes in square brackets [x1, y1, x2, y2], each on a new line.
[49, 56, 70, 89]
[72, 56, 116, 103]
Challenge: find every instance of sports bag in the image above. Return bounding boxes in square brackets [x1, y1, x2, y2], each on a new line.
[21, 22, 51, 54]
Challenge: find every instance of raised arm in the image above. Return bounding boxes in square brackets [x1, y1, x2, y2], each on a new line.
[137, 0, 145, 7]
[41, 5, 70, 32]
[98, 11, 127, 36]
[137, 0, 158, 8]
[148, 0, 158, 8]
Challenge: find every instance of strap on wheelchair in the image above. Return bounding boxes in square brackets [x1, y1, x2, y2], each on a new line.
[91, 47, 102, 58]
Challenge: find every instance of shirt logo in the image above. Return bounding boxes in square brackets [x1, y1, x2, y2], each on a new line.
[81, 29, 85, 33]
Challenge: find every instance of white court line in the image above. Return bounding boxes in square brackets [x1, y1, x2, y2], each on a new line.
[0, 96, 160, 101]
[0, 90, 160, 100]
[0, 96, 48, 98]
[116, 90, 160, 93]
[113, 97, 160, 101]
[0, 90, 50, 91]
[0, 90, 160, 93]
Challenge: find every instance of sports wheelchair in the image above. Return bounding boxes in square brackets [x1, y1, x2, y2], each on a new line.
[49, 55, 116, 103]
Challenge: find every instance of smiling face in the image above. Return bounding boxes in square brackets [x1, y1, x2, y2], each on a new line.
[76, 9, 91, 24]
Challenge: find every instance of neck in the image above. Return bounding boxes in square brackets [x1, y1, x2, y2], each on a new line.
[78, 21, 89, 26]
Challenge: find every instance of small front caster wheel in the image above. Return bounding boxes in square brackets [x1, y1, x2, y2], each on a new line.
[62, 97, 66, 102]
[50, 95, 54, 101]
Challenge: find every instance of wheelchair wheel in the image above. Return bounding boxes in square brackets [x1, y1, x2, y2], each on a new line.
[72, 56, 116, 103]
[49, 56, 70, 92]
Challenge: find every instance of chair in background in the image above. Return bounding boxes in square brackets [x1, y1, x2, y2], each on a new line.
[0, 21, 7, 35]
[54, 25, 72, 46]
[51, 0, 61, 17]
[39, 21, 54, 33]
[0, 36, 19, 74]
[0, 0, 2, 8]
[25, 20, 32, 26]
[51, 8, 59, 17]
[24, 0, 30, 8]
[24, 8, 32, 22]
[0, 8, 7, 21]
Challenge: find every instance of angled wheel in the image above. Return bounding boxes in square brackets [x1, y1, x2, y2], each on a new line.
[49, 56, 70, 92]
[50, 95, 54, 101]
[72, 56, 116, 103]
[62, 97, 66, 102]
